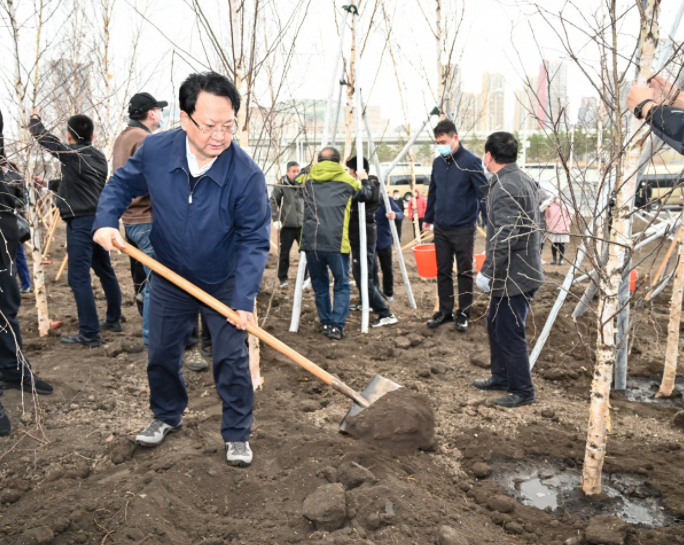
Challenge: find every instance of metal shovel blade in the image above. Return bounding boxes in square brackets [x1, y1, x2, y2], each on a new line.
[339, 374, 402, 433]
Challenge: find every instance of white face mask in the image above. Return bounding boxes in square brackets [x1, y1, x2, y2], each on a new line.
[156, 109, 164, 128]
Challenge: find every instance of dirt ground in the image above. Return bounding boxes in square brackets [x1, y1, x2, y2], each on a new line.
[1, 221, 684, 545]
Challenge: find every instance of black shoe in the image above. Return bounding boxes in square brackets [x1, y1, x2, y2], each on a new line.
[472, 377, 508, 391]
[279, 280, 289, 288]
[350, 303, 364, 312]
[328, 326, 345, 341]
[0, 400, 11, 436]
[551, 260, 557, 265]
[20, 287, 31, 294]
[60, 333, 102, 348]
[455, 312, 468, 332]
[494, 393, 536, 408]
[427, 312, 453, 328]
[0, 371, 54, 395]
[99, 320, 123, 332]
[559, 259, 564, 265]
[320, 324, 331, 337]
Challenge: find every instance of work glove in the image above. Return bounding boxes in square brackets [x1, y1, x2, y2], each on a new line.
[272, 221, 282, 230]
[476, 272, 491, 293]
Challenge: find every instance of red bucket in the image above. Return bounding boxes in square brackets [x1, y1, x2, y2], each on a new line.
[413, 243, 438, 278]
[474, 253, 486, 273]
[629, 269, 638, 292]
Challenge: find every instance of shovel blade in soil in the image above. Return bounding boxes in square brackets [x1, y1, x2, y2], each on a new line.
[339, 374, 402, 433]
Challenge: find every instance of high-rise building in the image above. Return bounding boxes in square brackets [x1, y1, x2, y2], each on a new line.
[537, 60, 568, 128]
[577, 97, 598, 128]
[458, 93, 482, 132]
[513, 76, 540, 131]
[480, 72, 505, 131]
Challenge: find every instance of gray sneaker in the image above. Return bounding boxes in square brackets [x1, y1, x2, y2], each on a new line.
[184, 346, 209, 372]
[136, 418, 182, 447]
[226, 441, 253, 467]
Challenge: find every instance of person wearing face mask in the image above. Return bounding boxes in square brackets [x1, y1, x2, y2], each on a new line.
[424, 119, 488, 332]
[473, 132, 543, 408]
[112, 92, 168, 346]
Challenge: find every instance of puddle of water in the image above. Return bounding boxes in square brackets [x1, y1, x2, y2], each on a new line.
[514, 478, 557, 510]
[621, 376, 684, 408]
[494, 458, 673, 528]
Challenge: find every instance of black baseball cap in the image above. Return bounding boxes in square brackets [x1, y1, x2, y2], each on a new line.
[128, 92, 168, 116]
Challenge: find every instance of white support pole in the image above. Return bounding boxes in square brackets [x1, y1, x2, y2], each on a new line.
[361, 94, 417, 309]
[353, 7, 369, 333]
[331, 73, 346, 147]
[289, 6, 349, 334]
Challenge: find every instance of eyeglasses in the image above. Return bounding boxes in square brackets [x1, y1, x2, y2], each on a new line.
[188, 113, 236, 135]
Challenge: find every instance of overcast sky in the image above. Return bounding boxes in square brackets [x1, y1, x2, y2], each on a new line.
[3, 0, 684, 134]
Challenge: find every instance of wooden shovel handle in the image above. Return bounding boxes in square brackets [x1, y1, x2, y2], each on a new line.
[112, 240, 369, 407]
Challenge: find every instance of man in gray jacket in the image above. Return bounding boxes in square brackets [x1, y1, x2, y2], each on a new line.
[270, 161, 303, 288]
[473, 132, 543, 408]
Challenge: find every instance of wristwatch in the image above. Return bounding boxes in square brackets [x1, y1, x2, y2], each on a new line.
[634, 99, 655, 120]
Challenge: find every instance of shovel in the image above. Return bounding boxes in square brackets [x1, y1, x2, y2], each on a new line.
[113, 240, 401, 431]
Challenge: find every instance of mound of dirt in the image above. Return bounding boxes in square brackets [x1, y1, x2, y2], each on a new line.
[343, 389, 435, 452]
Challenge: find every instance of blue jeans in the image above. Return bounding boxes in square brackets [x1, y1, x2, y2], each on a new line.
[15, 244, 31, 290]
[148, 274, 252, 441]
[124, 223, 154, 345]
[66, 215, 122, 337]
[305, 251, 351, 330]
[487, 290, 537, 397]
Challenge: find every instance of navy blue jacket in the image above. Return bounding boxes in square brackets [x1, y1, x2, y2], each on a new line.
[93, 128, 271, 312]
[375, 198, 404, 250]
[424, 144, 488, 229]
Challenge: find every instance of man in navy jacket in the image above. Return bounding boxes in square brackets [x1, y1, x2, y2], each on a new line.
[374, 195, 404, 301]
[93, 72, 271, 467]
[424, 119, 488, 332]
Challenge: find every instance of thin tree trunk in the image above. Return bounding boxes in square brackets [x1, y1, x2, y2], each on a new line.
[6, 0, 51, 336]
[658, 235, 684, 397]
[343, 9, 357, 162]
[581, 0, 660, 496]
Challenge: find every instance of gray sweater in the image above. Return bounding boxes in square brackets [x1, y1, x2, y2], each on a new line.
[481, 163, 544, 297]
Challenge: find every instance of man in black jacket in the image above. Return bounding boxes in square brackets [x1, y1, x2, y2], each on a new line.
[424, 119, 488, 332]
[627, 76, 684, 153]
[30, 109, 122, 347]
[347, 157, 397, 328]
[0, 110, 53, 436]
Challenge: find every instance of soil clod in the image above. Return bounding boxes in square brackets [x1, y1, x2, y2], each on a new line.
[437, 525, 469, 545]
[585, 515, 628, 545]
[303, 483, 347, 531]
[343, 388, 435, 452]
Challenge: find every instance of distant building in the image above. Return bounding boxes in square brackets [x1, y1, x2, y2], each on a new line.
[537, 60, 568, 129]
[577, 97, 598, 129]
[480, 72, 505, 131]
[457, 92, 482, 133]
[514, 75, 541, 131]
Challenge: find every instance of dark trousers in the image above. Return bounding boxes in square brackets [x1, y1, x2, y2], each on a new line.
[125, 233, 147, 316]
[351, 243, 391, 318]
[186, 312, 213, 350]
[487, 290, 536, 397]
[66, 215, 122, 337]
[551, 243, 566, 262]
[15, 244, 30, 290]
[278, 227, 302, 281]
[306, 251, 351, 329]
[395, 219, 403, 242]
[374, 246, 394, 297]
[434, 224, 475, 317]
[0, 256, 22, 370]
[148, 274, 252, 441]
